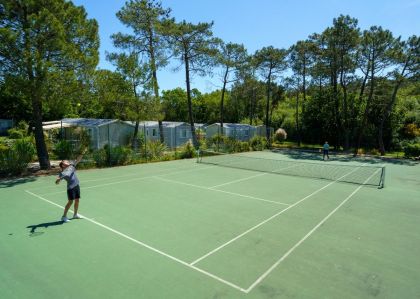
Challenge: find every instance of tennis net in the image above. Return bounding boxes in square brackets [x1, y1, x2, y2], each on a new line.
[197, 151, 385, 188]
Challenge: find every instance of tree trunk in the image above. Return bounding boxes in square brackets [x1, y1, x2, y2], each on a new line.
[31, 86, 50, 169]
[220, 66, 228, 135]
[148, 29, 165, 144]
[23, 9, 50, 169]
[265, 71, 272, 142]
[296, 90, 301, 146]
[354, 58, 374, 156]
[184, 52, 198, 148]
[378, 77, 405, 155]
[302, 54, 307, 116]
[340, 67, 350, 150]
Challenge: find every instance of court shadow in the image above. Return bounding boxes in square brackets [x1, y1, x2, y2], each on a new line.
[0, 177, 37, 188]
[27, 220, 64, 234]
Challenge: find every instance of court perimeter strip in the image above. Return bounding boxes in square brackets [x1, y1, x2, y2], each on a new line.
[24, 163, 375, 293]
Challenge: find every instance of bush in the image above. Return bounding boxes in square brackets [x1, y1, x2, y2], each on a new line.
[370, 148, 380, 156]
[7, 121, 29, 139]
[206, 134, 228, 151]
[109, 146, 132, 166]
[404, 143, 420, 158]
[0, 138, 35, 176]
[178, 141, 195, 159]
[145, 141, 166, 160]
[54, 140, 73, 160]
[274, 128, 287, 142]
[7, 128, 24, 139]
[249, 136, 267, 151]
[93, 145, 133, 167]
[92, 148, 108, 167]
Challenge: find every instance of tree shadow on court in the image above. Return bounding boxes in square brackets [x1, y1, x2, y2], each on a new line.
[27, 220, 64, 235]
[0, 177, 37, 188]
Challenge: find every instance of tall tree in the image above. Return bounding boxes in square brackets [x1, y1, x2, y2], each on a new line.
[107, 51, 153, 144]
[0, 0, 99, 169]
[354, 26, 397, 154]
[327, 16, 359, 149]
[378, 35, 419, 155]
[253, 46, 288, 141]
[289, 40, 315, 145]
[215, 42, 247, 134]
[113, 0, 170, 142]
[162, 20, 218, 148]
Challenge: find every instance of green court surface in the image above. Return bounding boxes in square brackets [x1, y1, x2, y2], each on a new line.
[1, 151, 419, 299]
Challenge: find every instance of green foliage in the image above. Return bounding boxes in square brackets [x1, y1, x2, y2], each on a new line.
[404, 123, 420, 139]
[404, 143, 420, 158]
[145, 140, 167, 160]
[109, 146, 133, 166]
[0, 138, 35, 176]
[178, 141, 196, 159]
[249, 136, 268, 151]
[7, 128, 25, 139]
[93, 145, 133, 167]
[54, 140, 73, 160]
[205, 134, 250, 153]
[92, 148, 108, 167]
[7, 120, 29, 139]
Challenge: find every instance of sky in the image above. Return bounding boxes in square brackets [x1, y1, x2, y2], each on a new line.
[72, 0, 420, 92]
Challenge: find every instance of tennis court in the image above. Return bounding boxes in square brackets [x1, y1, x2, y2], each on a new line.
[1, 150, 419, 299]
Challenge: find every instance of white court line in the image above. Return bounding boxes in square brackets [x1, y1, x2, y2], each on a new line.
[24, 190, 247, 293]
[153, 176, 289, 206]
[244, 168, 381, 293]
[26, 164, 191, 192]
[37, 165, 216, 196]
[209, 164, 297, 189]
[189, 163, 368, 266]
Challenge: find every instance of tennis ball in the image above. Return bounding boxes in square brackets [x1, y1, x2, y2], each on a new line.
[77, 103, 81, 107]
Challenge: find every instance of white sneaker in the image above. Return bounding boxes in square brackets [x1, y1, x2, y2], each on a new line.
[73, 214, 82, 219]
[61, 216, 70, 223]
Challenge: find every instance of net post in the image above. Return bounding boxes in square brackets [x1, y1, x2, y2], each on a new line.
[379, 166, 386, 189]
[196, 149, 200, 163]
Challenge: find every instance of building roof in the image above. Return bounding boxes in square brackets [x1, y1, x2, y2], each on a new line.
[208, 123, 255, 129]
[126, 121, 205, 128]
[42, 118, 135, 130]
[62, 118, 119, 127]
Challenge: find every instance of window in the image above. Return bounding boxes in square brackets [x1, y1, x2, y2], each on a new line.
[181, 129, 187, 138]
[152, 128, 157, 137]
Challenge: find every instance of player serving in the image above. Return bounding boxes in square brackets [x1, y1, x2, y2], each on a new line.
[55, 148, 87, 222]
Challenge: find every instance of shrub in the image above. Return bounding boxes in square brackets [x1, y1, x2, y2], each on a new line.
[7, 128, 24, 139]
[370, 148, 380, 156]
[206, 134, 228, 151]
[0, 138, 35, 176]
[249, 136, 267, 151]
[178, 141, 195, 159]
[404, 143, 420, 158]
[93, 145, 133, 167]
[109, 146, 132, 166]
[14, 138, 36, 163]
[92, 148, 108, 167]
[274, 128, 287, 142]
[54, 140, 73, 160]
[7, 121, 29, 139]
[145, 141, 166, 160]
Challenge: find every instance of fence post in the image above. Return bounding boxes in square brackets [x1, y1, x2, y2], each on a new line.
[144, 123, 147, 162]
